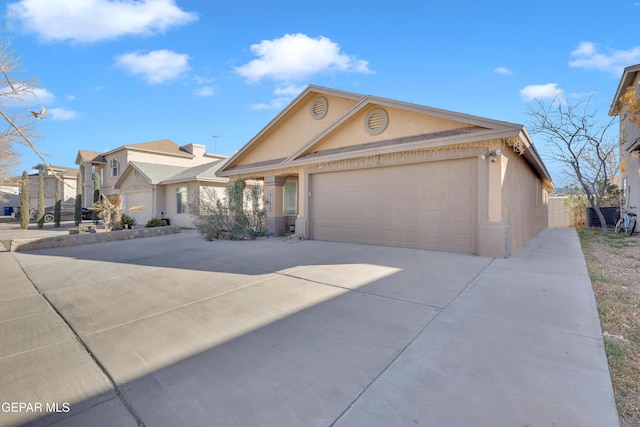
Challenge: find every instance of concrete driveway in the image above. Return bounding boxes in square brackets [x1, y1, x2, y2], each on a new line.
[0, 228, 619, 426]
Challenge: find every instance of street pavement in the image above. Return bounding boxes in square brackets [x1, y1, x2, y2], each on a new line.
[0, 227, 619, 426]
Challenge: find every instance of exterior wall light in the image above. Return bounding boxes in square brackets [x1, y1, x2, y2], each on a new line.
[480, 149, 501, 162]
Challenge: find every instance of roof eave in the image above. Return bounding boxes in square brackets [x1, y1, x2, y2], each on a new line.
[517, 128, 555, 190]
[287, 128, 522, 168]
[161, 176, 227, 185]
[218, 85, 365, 174]
[104, 146, 195, 159]
[609, 64, 640, 116]
[113, 163, 159, 189]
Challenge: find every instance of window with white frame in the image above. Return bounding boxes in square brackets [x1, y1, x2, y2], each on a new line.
[283, 180, 297, 215]
[110, 159, 120, 177]
[177, 186, 188, 214]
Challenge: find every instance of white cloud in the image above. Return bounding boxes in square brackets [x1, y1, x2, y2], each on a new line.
[32, 87, 56, 104]
[250, 97, 292, 111]
[49, 107, 78, 120]
[7, 0, 197, 43]
[493, 66, 512, 75]
[115, 49, 190, 84]
[193, 76, 214, 96]
[569, 41, 640, 75]
[520, 83, 564, 101]
[247, 85, 305, 110]
[235, 33, 372, 83]
[193, 86, 214, 97]
[194, 75, 213, 85]
[1, 86, 55, 107]
[274, 84, 305, 97]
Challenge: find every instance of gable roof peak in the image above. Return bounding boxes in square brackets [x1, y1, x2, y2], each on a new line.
[610, 63, 640, 116]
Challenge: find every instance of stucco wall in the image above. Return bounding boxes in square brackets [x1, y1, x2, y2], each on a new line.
[28, 175, 77, 209]
[239, 95, 359, 165]
[316, 106, 472, 153]
[619, 75, 640, 211]
[163, 182, 228, 228]
[126, 151, 203, 167]
[548, 196, 571, 228]
[164, 182, 193, 228]
[502, 148, 549, 254]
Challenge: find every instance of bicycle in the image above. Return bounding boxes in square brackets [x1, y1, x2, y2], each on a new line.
[615, 206, 636, 236]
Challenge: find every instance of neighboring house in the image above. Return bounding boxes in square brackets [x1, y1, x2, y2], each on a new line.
[113, 160, 228, 227]
[28, 164, 79, 210]
[610, 63, 640, 213]
[75, 139, 227, 226]
[0, 184, 20, 216]
[218, 85, 554, 258]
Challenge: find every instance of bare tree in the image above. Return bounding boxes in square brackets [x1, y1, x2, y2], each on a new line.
[527, 97, 618, 233]
[0, 133, 19, 202]
[0, 26, 47, 189]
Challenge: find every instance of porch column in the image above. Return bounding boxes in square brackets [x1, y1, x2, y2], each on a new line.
[264, 176, 286, 236]
[82, 163, 93, 208]
[477, 153, 510, 258]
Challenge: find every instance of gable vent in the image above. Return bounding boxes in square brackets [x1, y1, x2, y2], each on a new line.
[310, 96, 328, 120]
[364, 108, 389, 135]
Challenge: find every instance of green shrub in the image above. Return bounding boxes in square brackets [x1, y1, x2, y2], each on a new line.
[20, 171, 29, 230]
[121, 213, 137, 228]
[37, 172, 44, 228]
[75, 171, 82, 226]
[145, 218, 168, 227]
[189, 183, 266, 241]
[54, 179, 61, 228]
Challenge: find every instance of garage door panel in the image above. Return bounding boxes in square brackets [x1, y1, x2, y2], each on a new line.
[124, 191, 152, 225]
[310, 158, 477, 253]
[424, 188, 447, 200]
[451, 210, 474, 224]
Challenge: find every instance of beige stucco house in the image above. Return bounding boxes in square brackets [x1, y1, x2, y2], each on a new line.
[75, 140, 227, 226]
[113, 160, 229, 227]
[28, 164, 78, 210]
[218, 85, 554, 258]
[610, 63, 640, 212]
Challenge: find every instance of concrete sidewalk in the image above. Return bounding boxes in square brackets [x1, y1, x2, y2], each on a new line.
[0, 228, 619, 426]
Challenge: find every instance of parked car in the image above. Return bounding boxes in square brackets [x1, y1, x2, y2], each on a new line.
[31, 203, 90, 222]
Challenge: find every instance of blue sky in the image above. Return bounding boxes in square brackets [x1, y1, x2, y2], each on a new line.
[3, 0, 640, 185]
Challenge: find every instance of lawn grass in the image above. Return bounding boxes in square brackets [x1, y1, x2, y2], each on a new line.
[578, 229, 640, 427]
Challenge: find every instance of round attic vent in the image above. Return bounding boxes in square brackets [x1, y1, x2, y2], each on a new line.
[365, 108, 389, 135]
[310, 96, 328, 120]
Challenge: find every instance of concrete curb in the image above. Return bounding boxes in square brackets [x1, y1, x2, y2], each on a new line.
[8, 226, 181, 252]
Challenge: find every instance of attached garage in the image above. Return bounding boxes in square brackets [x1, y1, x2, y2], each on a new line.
[309, 158, 477, 253]
[217, 85, 554, 258]
[123, 190, 153, 225]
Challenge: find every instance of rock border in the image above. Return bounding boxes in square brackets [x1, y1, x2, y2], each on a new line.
[9, 226, 181, 252]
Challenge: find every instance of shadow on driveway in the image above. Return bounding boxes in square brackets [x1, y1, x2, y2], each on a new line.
[1, 229, 619, 426]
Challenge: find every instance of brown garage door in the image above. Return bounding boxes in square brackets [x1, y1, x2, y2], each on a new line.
[310, 157, 478, 253]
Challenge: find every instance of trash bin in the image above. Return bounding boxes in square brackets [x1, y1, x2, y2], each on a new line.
[4, 206, 13, 216]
